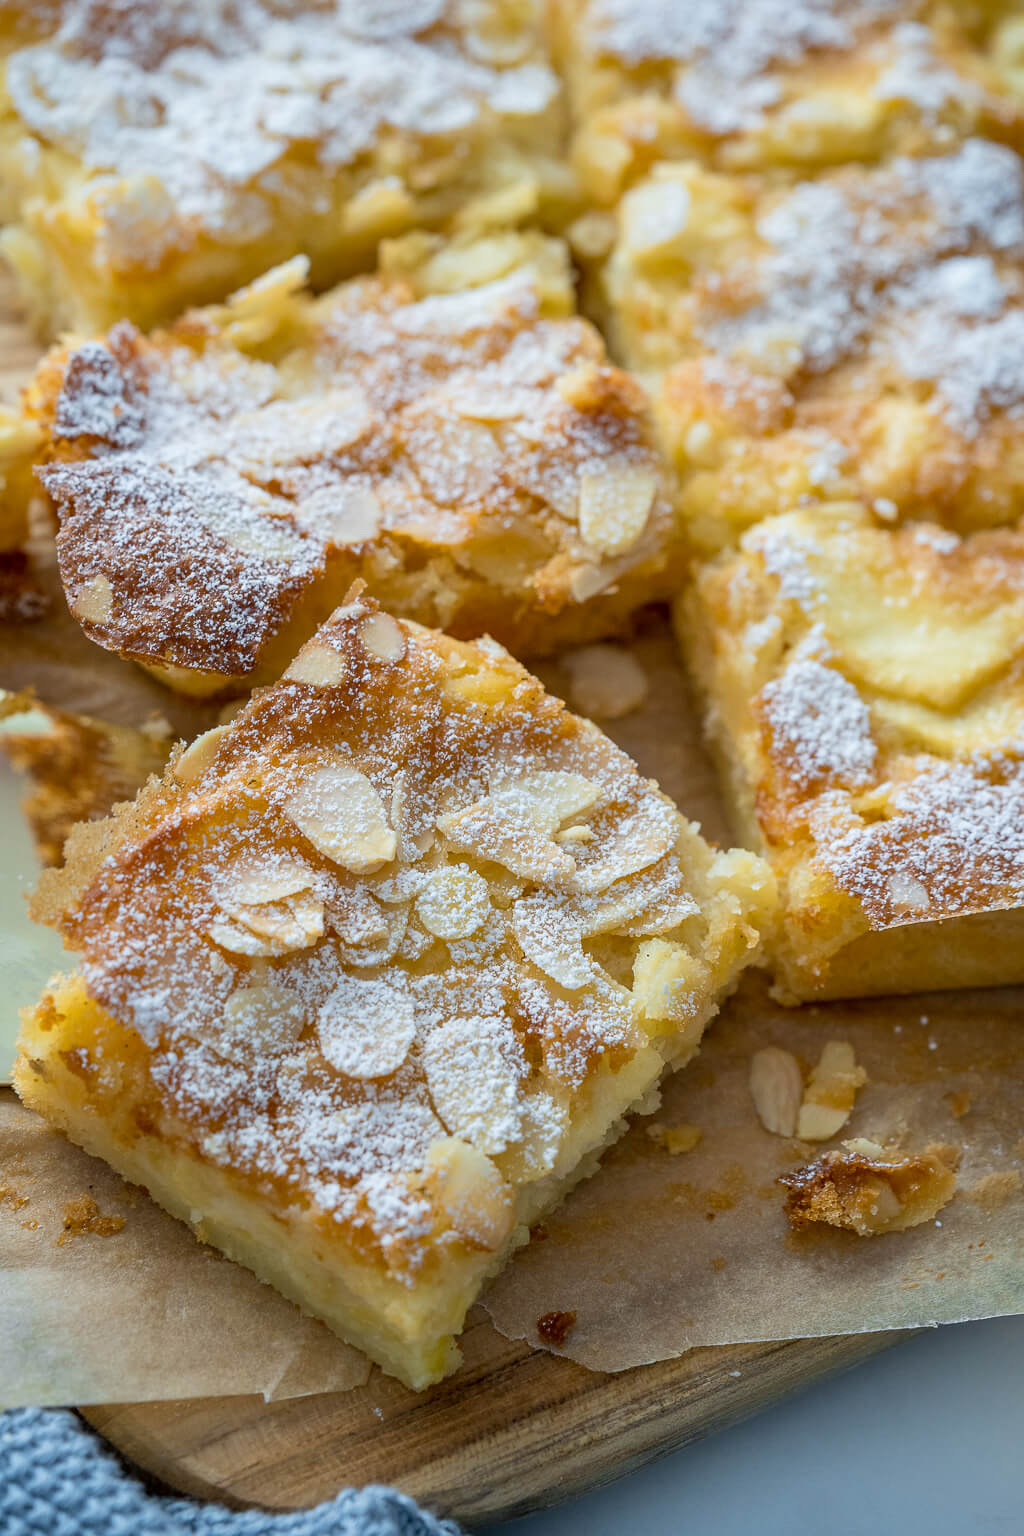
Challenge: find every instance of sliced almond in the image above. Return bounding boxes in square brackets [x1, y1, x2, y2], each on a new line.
[209, 857, 323, 956]
[797, 1040, 867, 1142]
[438, 801, 576, 886]
[360, 612, 406, 663]
[213, 981, 307, 1062]
[173, 724, 229, 784]
[317, 975, 416, 1079]
[513, 894, 594, 990]
[416, 865, 491, 940]
[562, 644, 648, 721]
[749, 1048, 804, 1138]
[283, 762, 396, 874]
[425, 1136, 513, 1251]
[284, 640, 347, 687]
[578, 462, 657, 557]
[71, 574, 114, 624]
[488, 770, 601, 836]
[423, 1015, 525, 1155]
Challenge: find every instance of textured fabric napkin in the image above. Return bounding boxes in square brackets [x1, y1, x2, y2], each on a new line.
[0, 1409, 462, 1536]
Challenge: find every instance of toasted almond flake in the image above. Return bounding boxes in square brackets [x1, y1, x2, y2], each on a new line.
[71, 575, 114, 624]
[578, 463, 657, 557]
[797, 1040, 867, 1141]
[438, 801, 577, 885]
[173, 724, 229, 784]
[562, 644, 648, 721]
[283, 762, 396, 874]
[416, 865, 491, 940]
[488, 770, 601, 835]
[749, 1047, 804, 1137]
[424, 1136, 513, 1251]
[317, 975, 416, 1079]
[512, 894, 594, 990]
[423, 1015, 524, 1155]
[213, 980, 306, 1062]
[360, 612, 406, 662]
[284, 641, 347, 686]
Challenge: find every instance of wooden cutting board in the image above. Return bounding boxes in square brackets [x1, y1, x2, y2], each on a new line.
[81, 1325, 903, 1521]
[2, 269, 905, 1521]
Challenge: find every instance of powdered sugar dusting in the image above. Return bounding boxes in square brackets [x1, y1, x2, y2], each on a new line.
[39, 598, 743, 1277]
[698, 140, 1024, 436]
[5, 0, 559, 262]
[42, 271, 671, 677]
[761, 658, 877, 792]
[589, 0, 933, 134]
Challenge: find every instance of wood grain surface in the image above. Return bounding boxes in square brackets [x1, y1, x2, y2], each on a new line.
[82, 1321, 904, 1522]
[2, 265, 906, 1521]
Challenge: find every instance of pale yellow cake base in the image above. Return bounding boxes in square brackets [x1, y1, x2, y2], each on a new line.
[15, 971, 725, 1388]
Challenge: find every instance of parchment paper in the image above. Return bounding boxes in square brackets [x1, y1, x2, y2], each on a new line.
[0, 616, 1021, 1405]
[0, 1093, 369, 1407]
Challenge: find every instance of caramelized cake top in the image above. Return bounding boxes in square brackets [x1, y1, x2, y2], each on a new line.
[695, 505, 1024, 929]
[28, 253, 678, 686]
[33, 594, 771, 1278]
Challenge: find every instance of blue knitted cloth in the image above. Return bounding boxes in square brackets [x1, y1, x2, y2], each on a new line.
[0, 1409, 463, 1536]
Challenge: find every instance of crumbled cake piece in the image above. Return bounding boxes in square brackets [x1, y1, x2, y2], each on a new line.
[1, 691, 170, 866]
[601, 139, 1024, 551]
[14, 592, 774, 1387]
[551, 0, 1023, 204]
[680, 502, 1024, 999]
[0, 0, 576, 336]
[10, 234, 685, 695]
[780, 1138, 956, 1234]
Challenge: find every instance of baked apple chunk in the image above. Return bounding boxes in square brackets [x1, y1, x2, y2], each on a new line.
[13, 234, 683, 696]
[14, 593, 774, 1388]
[680, 504, 1024, 1000]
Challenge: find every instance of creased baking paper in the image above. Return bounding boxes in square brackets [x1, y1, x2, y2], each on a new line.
[0, 619, 1021, 1405]
[0, 1092, 370, 1407]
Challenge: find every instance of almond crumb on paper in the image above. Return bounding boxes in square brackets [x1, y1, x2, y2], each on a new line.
[797, 1040, 867, 1141]
[779, 1139, 956, 1236]
[0, 1184, 29, 1213]
[749, 1047, 803, 1136]
[57, 1196, 126, 1245]
[945, 1090, 971, 1119]
[963, 1170, 1023, 1211]
[646, 1122, 703, 1155]
[537, 1310, 577, 1347]
[561, 644, 648, 720]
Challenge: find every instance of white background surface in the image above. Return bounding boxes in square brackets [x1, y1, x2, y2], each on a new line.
[493, 1315, 1024, 1536]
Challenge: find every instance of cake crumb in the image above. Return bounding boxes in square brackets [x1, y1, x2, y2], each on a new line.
[537, 1310, 577, 1347]
[963, 1170, 1023, 1211]
[58, 1196, 126, 1244]
[646, 1122, 703, 1154]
